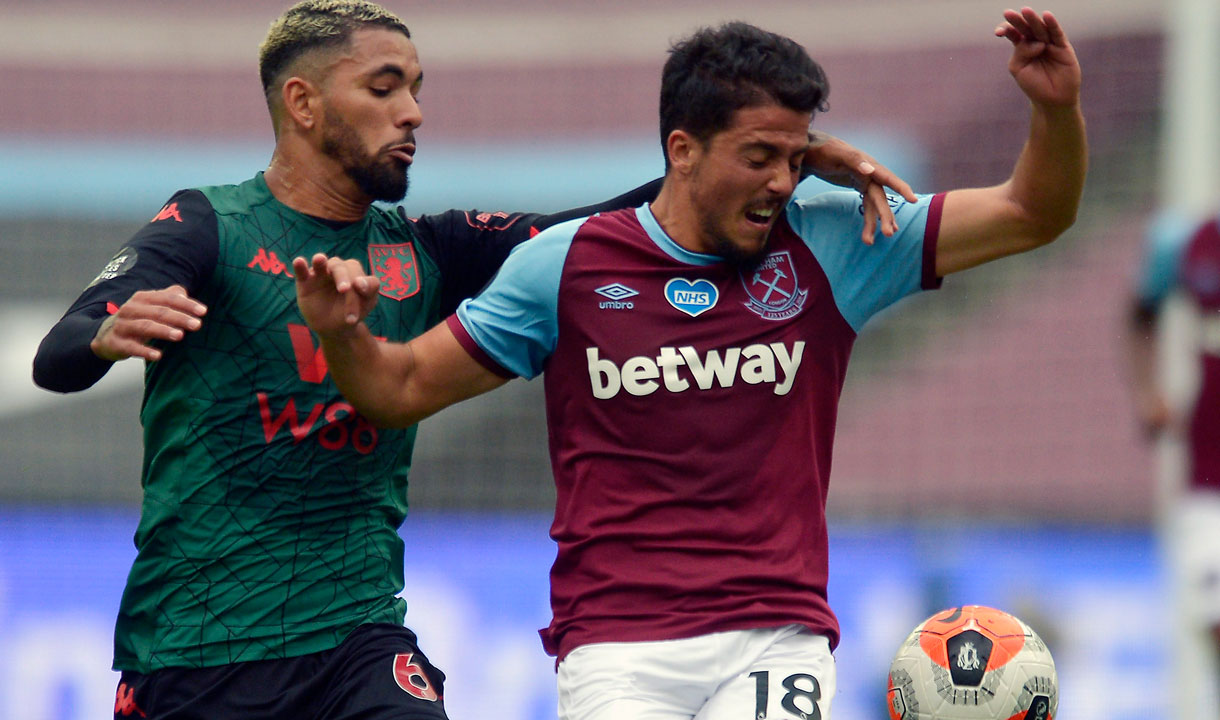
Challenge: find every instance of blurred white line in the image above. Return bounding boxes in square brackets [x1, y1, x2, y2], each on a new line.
[2, 304, 143, 419]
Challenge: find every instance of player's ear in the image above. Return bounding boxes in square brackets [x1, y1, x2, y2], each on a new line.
[281, 76, 320, 130]
[666, 129, 698, 176]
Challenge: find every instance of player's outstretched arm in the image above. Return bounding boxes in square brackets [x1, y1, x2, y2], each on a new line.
[293, 253, 507, 428]
[935, 7, 1086, 276]
[804, 130, 919, 245]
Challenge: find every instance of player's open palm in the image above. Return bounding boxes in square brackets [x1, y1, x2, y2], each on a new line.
[294, 253, 381, 336]
[996, 7, 1081, 109]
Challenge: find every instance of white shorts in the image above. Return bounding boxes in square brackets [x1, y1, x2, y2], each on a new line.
[1168, 491, 1220, 627]
[556, 625, 835, 720]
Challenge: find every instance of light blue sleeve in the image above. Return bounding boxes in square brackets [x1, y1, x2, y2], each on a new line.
[785, 190, 935, 332]
[1134, 211, 1194, 308]
[454, 217, 584, 379]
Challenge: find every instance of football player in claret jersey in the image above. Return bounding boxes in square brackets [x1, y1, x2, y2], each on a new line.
[1127, 211, 1220, 718]
[30, 2, 911, 719]
[298, 8, 1085, 720]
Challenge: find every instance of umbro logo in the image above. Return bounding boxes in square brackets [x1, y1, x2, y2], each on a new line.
[595, 283, 638, 310]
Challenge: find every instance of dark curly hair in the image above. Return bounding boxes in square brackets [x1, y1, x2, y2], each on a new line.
[659, 22, 829, 168]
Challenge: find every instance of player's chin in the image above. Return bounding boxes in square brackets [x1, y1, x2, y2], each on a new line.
[719, 234, 770, 268]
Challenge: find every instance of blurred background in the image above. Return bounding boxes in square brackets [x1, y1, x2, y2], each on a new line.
[0, 0, 1210, 718]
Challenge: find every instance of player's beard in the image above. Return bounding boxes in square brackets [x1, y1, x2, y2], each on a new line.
[321, 108, 410, 203]
[699, 213, 768, 271]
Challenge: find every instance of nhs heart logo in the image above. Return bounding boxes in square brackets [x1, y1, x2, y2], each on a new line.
[664, 278, 718, 317]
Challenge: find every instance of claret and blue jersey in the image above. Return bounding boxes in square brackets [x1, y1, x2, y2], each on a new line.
[448, 187, 944, 661]
[1138, 212, 1220, 491]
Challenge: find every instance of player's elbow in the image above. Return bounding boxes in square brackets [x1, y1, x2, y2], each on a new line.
[1012, 200, 1078, 253]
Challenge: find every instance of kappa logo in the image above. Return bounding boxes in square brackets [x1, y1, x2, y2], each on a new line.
[114, 682, 147, 717]
[248, 248, 293, 277]
[369, 243, 420, 301]
[595, 283, 638, 310]
[151, 202, 183, 223]
[664, 278, 718, 317]
[741, 251, 808, 321]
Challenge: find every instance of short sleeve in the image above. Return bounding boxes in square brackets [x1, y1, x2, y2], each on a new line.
[786, 190, 938, 332]
[454, 218, 587, 379]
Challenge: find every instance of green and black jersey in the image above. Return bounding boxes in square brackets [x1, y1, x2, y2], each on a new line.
[33, 173, 660, 672]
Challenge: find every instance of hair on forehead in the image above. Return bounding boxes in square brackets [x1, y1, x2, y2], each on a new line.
[259, 0, 411, 103]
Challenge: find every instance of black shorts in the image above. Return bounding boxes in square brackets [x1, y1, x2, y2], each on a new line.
[112, 624, 447, 720]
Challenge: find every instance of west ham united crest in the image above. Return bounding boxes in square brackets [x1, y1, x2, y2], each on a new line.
[368, 243, 420, 301]
[741, 251, 808, 320]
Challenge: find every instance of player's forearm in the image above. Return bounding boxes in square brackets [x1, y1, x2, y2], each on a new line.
[32, 312, 115, 392]
[318, 325, 419, 429]
[1006, 101, 1087, 242]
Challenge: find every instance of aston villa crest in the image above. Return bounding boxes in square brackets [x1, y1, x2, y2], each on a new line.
[741, 251, 808, 320]
[368, 242, 420, 301]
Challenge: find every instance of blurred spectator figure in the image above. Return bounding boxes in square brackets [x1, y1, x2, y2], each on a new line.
[1127, 208, 1220, 718]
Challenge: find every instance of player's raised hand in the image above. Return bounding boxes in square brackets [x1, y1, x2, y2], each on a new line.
[293, 253, 380, 335]
[804, 130, 918, 245]
[91, 285, 207, 362]
[995, 8, 1081, 109]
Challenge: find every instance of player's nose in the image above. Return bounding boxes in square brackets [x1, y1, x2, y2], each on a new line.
[396, 92, 422, 129]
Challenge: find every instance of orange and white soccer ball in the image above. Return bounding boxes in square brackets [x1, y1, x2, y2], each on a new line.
[886, 605, 1057, 720]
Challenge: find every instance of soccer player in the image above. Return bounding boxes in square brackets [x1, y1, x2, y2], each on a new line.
[29, 1, 910, 718]
[296, 7, 1085, 719]
[1127, 210, 1220, 718]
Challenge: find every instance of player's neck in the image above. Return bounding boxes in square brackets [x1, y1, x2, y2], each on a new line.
[650, 180, 708, 255]
[265, 148, 371, 223]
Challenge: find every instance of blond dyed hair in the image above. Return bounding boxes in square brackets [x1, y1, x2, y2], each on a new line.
[258, 0, 411, 111]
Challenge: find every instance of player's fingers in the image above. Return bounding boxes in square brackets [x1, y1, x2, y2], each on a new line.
[116, 298, 205, 332]
[118, 316, 198, 343]
[1001, 8, 1033, 39]
[343, 283, 364, 325]
[292, 256, 312, 280]
[1041, 10, 1067, 46]
[864, 161, 917, 203]
[994, 24, 1021, 44]
[860, 195, 878, 246]
[1020, 7, 1052, 44]
[155, 287, 208, 317]
[326, 257, 357, 292]
[311, 253, 334, 280]
[352, 273, 381, 299]
[868, 182, 900, 237]
[95, 337, 162, 362]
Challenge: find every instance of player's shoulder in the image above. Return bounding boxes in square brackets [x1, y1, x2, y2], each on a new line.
[508, 214, 592, 259]
[192, 175, 266, 217]
[789, 188, 862, 212]
[136, 188, 217, 235]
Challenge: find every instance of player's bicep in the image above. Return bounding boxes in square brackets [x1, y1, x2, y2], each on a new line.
[935, 185, 1046, 276]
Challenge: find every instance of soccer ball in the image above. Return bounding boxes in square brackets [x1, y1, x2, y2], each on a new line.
[886, 605, 1057, 720]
